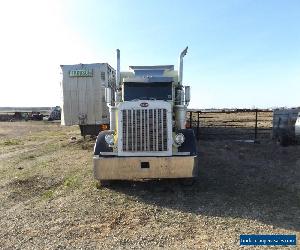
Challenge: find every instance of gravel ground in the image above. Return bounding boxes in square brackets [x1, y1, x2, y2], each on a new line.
[0, 121, 299, 249]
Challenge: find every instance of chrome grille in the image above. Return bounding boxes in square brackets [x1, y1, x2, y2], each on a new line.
[122, 109, 168, 152]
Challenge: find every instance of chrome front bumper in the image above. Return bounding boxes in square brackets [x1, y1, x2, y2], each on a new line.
[93, 155, 198, 180]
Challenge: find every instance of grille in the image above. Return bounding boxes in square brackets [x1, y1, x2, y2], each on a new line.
[122, 109, 168, 152]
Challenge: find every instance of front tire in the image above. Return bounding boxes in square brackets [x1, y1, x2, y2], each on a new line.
[94, 131, 113, 156]
[278, 133, 289, 147]
[177, 129, 197, 156]
[96, 180, 111, 188]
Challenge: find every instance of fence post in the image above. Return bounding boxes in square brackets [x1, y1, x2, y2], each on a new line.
[197, 111, 200, 140]
[254, 109, 258, 140]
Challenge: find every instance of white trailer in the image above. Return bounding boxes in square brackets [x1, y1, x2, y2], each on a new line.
[272, 108, 300, 146]
[60, 63, 115, 136]
[295, 112, 300, 142]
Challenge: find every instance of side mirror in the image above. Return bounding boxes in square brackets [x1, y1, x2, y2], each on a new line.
[105, 87, 112, 104]
[185, 86, 190, 104]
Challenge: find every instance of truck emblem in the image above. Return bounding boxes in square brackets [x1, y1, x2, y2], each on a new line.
[140, 102, 149, 107]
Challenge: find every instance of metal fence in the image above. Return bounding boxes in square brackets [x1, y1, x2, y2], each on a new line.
[187, 109, 273, 140]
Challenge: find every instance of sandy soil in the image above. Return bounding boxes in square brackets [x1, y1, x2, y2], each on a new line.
[0, 121, 299, 249]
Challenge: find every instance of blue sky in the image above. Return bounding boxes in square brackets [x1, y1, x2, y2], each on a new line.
[0, 0, 299, 108]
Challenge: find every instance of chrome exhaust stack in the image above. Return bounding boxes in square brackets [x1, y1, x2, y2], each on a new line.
[107, 49, 121, 131]
[116, 49, 120, 89]
[175, 46, 189, 129]
[178, 46, 188, 86]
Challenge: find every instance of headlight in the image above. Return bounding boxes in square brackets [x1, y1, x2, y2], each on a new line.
[105, 134, 114, 146]
[174, 133, 185, 145]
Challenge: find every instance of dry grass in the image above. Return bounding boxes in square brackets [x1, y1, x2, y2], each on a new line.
[190, 111, 272, 128]
[0, 121, 299, 249]
[188, 111, 273, 140]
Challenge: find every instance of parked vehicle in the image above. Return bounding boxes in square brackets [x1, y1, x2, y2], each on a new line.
[48, 106, 61, 121]
[272, 108, 300, 146]
[93, 48, 198, 186]
[295, 112, 300, 143]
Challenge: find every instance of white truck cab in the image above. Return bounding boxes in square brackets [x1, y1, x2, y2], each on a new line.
[93, 48, 198, 185]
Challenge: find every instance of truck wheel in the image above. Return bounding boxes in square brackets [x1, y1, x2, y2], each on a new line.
[96, 180, 111, 188]
[94, 131, 113, 156]
[177, 129, 197, 156]
[278, 133, 289, 147]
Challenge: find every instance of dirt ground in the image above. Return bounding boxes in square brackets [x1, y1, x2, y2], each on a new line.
[0, 121, 299, 249]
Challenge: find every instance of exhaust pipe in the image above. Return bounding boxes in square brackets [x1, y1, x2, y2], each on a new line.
[109, 49, 120, 131]
[178, 46, 188, 85]
[116, 49, 120, 88]
[175, 47, 188, 129]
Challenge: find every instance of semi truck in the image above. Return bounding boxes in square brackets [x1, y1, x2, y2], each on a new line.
[93, 48, 198, 186]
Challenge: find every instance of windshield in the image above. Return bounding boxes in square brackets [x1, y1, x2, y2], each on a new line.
[123, 82, 172, 101]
